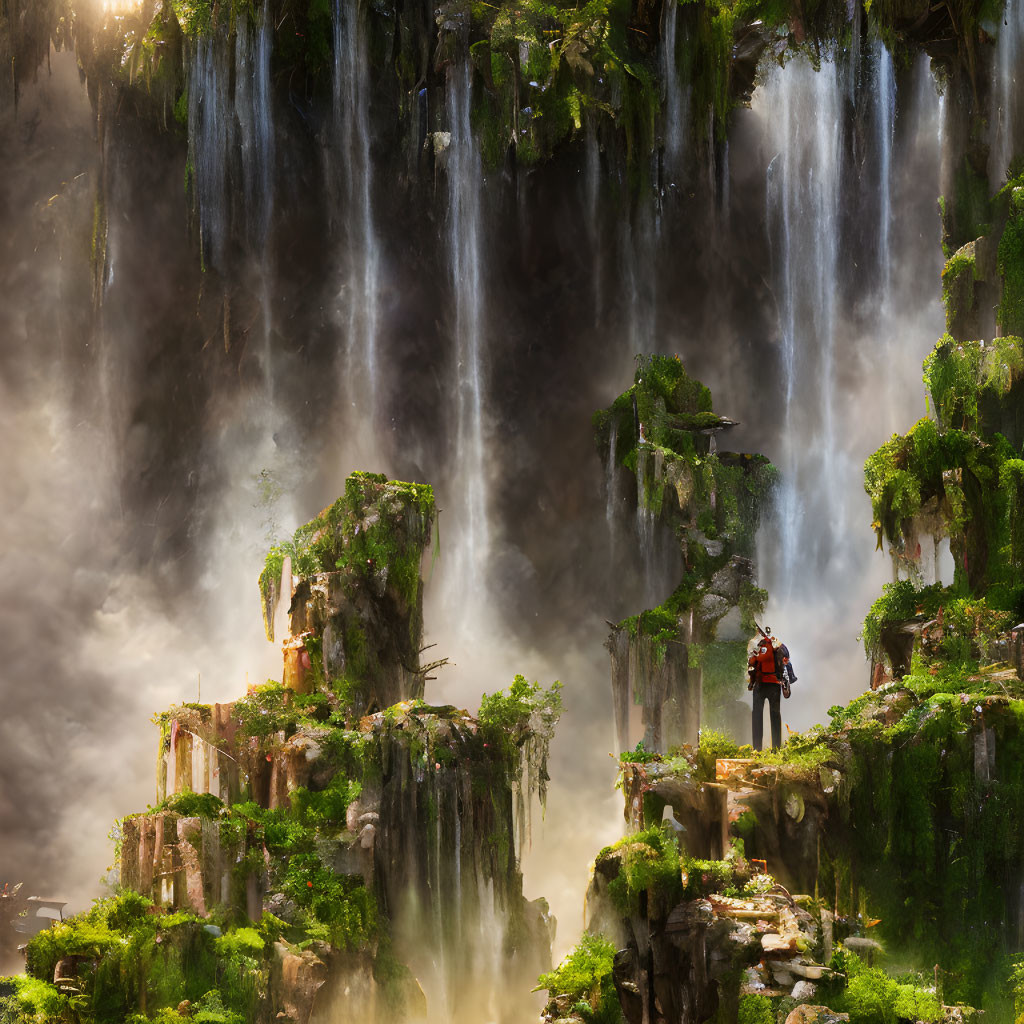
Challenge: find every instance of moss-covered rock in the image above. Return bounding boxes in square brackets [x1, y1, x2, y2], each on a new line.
[577, 663, 1024, 1018]
[259, 472, 435, 720]
[111, 683, 560, 1021]
[598, 355, 776, 751]
[4, 471, 561, 1023]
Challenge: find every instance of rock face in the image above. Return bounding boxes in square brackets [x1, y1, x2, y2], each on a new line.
[260, 472, 436, 718]
[586, 833, 831, 1024]
[596, 356, 776, 751]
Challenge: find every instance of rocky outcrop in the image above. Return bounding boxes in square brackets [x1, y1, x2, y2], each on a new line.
[261, 473, 436, 718]
[581, 672, 1024, 1020]
[597, 356, 775, 753]
[586, 844, 831, 1024]
[91, 475, 557, 1022]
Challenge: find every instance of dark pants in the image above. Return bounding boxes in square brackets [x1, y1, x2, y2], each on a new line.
[752, 682, 782, 751]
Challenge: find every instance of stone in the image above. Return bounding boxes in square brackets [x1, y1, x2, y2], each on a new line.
[265, 893, 298, 923]
[784, 1006, 849, 1024]
[699, 593, 731, 621]
[177, 817, 207, 916]
[271, 941, 328, 1024]
[612, 948, 643, 1024]
[769, 964, 795, 986]
[741, 964, 771, 993]
[358, 822, 376, 849]
[792, 980, 817, 1001]
[786, 961, 827, 980]
[666, 899, 715, 932]
[552, 993, 574, 1013]
[709, 558, 753, 602]
[762, 932, 798, 953]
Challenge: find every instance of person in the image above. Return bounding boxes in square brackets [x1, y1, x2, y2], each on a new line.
[748, 630, 783, 751]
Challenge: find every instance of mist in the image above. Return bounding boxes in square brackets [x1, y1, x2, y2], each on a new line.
[0, 14, 953, 1003]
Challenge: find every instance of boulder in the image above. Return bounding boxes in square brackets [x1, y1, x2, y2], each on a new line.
[272, 941, 328, 1023]
[784, 1006, 850, 1024]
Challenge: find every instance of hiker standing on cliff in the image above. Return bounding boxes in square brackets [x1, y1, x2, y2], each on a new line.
[748, 628, 784, 751]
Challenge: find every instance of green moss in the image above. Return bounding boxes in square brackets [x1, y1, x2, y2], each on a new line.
[998, 186, 1024, 338]
[694, 727, 742, 779]
[737, 994, 774, 1024]
[618, 739, 663, 764]
[0, 976, 68, 1021]
[535, 933, 621, 1024]
[21, 893, 274, 1022]
[261, 472, 434, 603]
[947, 156, 992, 253]
[159, 790, 225, 818]
[942, 246, 977, 335]
[169, 0, 214, 36]
[173, 87, 189, 127]
[232, 681, 294, 738]
[605, 824, 684, 914]
[862, 580, 943, 662]
[827, 950, 944, 1024]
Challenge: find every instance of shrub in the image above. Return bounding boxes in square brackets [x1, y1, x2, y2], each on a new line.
[536, 933, 622, 1024]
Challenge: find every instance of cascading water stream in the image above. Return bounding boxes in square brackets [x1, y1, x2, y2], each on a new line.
[872, 37, 897, 431]
[991, 0, 1024, 189]
[751, 44, 945, 727]
[187, 31, 233, 271]
[605, 418, 619, 542]
[623, 215, 656, 357]
[873, 38, 895, 299]
[660, 0, 690, 189]
[235, 0, 276, 387]
[235, 2, 274, 252]
[333, 0, 383, 440]
[445, 59, 490, 603]
[761, 52, 843, 587]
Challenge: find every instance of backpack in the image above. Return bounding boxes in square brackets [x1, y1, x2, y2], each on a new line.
[773, 644, 786, 680]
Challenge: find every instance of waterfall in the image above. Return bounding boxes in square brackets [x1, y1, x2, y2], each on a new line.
[761, 52, 844, 585]
[445, 59, 490, 598]
[235, 0, 275, 387]
[235, 2, 274, 252]
[187, 7, 274, 277]
[660, 0, 690, 187]
[872, 37, 897, 432]
[333, 0, 383, 437]
[187, 31, 234, 271]
[873, 37, 895, 302]
[991, 0, 1024, 189]
[751, 46, 944, 726]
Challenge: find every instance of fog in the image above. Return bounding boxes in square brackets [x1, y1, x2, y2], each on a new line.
[0, 18, 949, 991]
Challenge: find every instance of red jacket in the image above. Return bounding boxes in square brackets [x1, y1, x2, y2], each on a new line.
[751, 642, 780, 685]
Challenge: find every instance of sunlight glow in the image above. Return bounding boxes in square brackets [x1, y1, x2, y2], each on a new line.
[101, 0, 145, 13]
